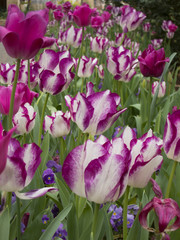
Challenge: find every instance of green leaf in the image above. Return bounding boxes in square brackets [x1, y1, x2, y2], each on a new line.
[39, 132, 50, 172]
[39, 203, 72, 240]
[0, 207, 10, 240]
[55, 176, 71, 207]
[103, 208, 113, 240]
[77, 196, 87, 218]
[67, 204, 79, 240]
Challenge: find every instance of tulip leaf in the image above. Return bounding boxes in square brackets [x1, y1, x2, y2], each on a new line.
[55, 176, 71, 207]
[39, 203, 72, 240]
[149, 52, 177, 126]
[39, 132, 50, 172]
[103, 208, 113, 240]
[67, 204, 79, 240]
[0, 207, 10, 240]
[33, 103, 40, 145]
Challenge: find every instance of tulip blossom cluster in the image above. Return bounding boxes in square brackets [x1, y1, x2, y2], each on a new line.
[162, 20, 178, 39]
[118, 5, 146, 32]
[65, 82, 126, 136]
[107, 46, 138, 82]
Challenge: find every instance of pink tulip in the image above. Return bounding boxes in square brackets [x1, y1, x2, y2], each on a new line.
[71, 5, 93, 27]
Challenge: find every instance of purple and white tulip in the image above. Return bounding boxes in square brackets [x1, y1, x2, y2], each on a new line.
[62, 136, 131, 203]
[119, 5, 146, 33]
[162, 20, 178, 39]
[0, 122, 15, 174]
[77, 56, 98, 78]
[151, 39, 163, 49]
[90, 36, 109, 54]
[121, 126, 163, 188]
[44, 111, 71, 137]
[152, 81, 166, 98]
[12, 102, 36, 135]
[65, 82, 126, 136]
[107, 46, 137, 82]
[58, 25, 82, 48]
[0, 63, 16, 85]
[38, 49, 75, 94]
[96, 64, 104, 79]
[143, 22, 151, 32]
[163, 109, 180, 161]
[0, 137, 57, 199]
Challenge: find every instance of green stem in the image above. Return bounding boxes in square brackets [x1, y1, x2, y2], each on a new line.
[16, 197, 21, 240]
[74, 27, 85, 92]
[59, 137, 65, 165]
[147, 77, 153, 129]
[90, 203, 100, 240]
[8, 58, 21, 130]
[28, 59, 30, 89]
[123, 186, 130, 240]
[165, 161, 178, 198]
[38, 93, 49, 146]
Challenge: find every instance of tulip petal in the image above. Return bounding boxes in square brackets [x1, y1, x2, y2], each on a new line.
[0, 126, 15, 174]
[62, 140, 107, 198]
[15, 187, 58, 200]
[84, 153, 129, 203]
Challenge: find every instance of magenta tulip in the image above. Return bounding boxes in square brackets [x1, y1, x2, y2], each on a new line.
[138, 44, 169, 77]
[0, 4, 55, 59]
[71, 5, 93, 27]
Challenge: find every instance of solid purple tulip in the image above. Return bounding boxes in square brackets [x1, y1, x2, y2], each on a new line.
[138, 44, 169, 77]
[71, 5, 93, 27]
[0, 4, 55, 59]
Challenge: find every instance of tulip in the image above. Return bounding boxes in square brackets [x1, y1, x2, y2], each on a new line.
[0, 63, 16, 85]
[163, 109, 180, 161]
[119, 5, 146, 32]
[143, 22, 151, 32]
[0, 85, 23, 115]
[0, 136, 57, 199]
[91, 16, 104, 28]
[44, 111, 71, 137]
[46, 1, 56, 10]
[65, 82, 126, 136]
[77, 56, 98, 78]
[151, 39, 163, 49]
[152, 81, 166, 98]
[96, 64, 104, 79]
[107, 46, 137, 82]
[101, 11, 111, 22]
[121, 126, 163, 188]
[0, 122, 15, 174]
[62, 1, 72, 13]
[62, 136, 131, 203]
[58, 25, 82, 48]
[53, 10, 64, 22]
[139, 197, 180, 238]
[38, 49, 75, 94]
[138, 44, 169, 78]
[0, 4, 55, 60]
[90, 36, 109, 54]
[162, 20, 178, 39]
[12, 102, 36, 135]
[71, 5, 93, 27]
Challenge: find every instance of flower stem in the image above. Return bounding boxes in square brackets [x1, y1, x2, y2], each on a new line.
[123, 185, 130, 240]
[38, 93, 49, 146]
[16, 196, 21, 240]
[165, 161, 178, 198]
[90, 203, 100, 240]
[8, 58, 21, 130]
[147, 77, 153, 129]
[59, 136, 65, 165]
[28, 59, 30, 89]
